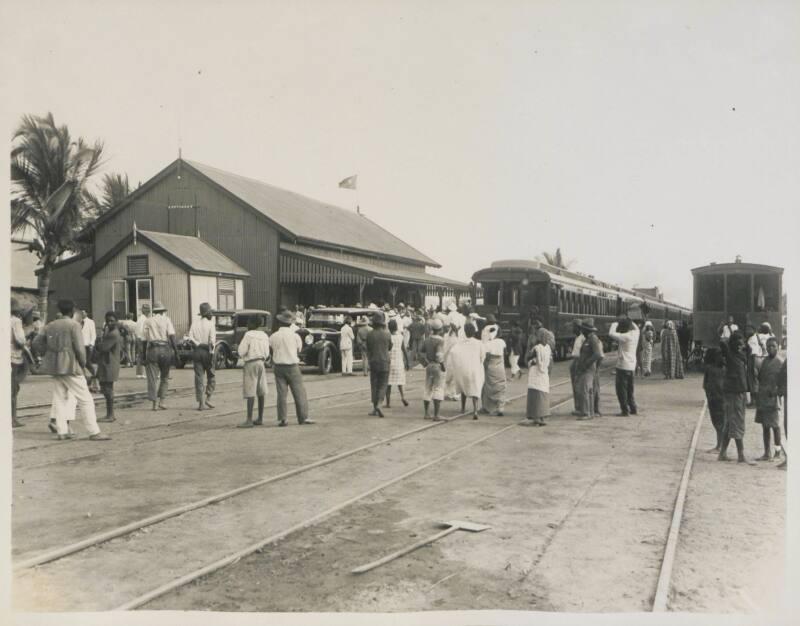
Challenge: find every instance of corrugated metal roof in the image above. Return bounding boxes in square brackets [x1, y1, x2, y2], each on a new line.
[139, 230, 250, 277]
[280, 243, 467, 288]
[184, 160, 439, 268]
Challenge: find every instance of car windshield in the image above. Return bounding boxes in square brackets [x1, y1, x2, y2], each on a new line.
[215, 315, 234, 330]
[307, 312, 345, 328]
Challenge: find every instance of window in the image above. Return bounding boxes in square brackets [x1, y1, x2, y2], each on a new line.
[127, 255, 149, 276]
[217, 277, 236, 311]
[753, 274, 779, 312]
[696, 274, 724, 312]
[112, 280, 127, 317]
[726, 274, 750, 312]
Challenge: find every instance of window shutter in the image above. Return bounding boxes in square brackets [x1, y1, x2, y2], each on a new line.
[127, 255, 149, 276]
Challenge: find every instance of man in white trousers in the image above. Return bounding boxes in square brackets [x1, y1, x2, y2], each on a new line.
[34, 299, 111, 441]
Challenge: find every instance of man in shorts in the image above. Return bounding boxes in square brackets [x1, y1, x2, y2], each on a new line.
[237, 317, 270, 428]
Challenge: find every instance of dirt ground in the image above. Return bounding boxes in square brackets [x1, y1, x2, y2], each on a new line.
[12, 361, 789, 615]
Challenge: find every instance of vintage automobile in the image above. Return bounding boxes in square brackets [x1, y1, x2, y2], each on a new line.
[175, 309, 272, 370]
[297, 307, 375, 374]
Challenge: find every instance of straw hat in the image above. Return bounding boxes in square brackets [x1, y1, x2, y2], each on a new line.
[276, 310, 295, 325]
[152, 301, 167, 312]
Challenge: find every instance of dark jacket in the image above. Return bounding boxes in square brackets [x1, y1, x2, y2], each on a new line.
[366, 327, 392, 372]
[720, 341, 748, 393]
[96, 327, 123, 382]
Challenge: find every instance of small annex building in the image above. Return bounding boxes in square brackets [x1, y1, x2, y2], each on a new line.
[51, 157, 468, 324]
[84, 229, 249, 336]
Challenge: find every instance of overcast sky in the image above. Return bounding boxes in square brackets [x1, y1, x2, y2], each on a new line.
[3, 0, 799, 306]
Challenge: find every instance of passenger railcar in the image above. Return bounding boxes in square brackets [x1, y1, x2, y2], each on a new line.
[471, 260, 691, 359]
[691, 260, 784, 347]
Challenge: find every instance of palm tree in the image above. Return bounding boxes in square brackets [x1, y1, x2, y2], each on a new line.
[84, 172, 131, 219]
[538, 248, 575, 269]
[11, 113, 104, 321]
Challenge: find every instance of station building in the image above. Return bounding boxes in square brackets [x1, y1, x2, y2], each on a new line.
[48, 158, 468, 334]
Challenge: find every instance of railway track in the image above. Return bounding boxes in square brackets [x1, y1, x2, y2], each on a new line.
[15, 357, 701, 612]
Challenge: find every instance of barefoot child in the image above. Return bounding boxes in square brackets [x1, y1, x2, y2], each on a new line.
[419, 318, 445, 420]
[702, 348, 725, 452]
[237, 317, 270, 428]
[718, 333, 756, 465]
[755, 337, 784, 461]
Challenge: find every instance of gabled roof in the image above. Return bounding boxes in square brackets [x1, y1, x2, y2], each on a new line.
[84, 230, 250, 279]
[182, 160, 439, 267]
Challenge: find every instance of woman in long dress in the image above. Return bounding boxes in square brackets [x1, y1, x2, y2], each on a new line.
[448, 323, 486, 419]
[661, 321, 684, 379]
[385, 319, 409, 408]
[443, 321, 461, 401]
[523, 335, 552, 426]
[481, 325, 507, 416]
[640, 322, 655, 377]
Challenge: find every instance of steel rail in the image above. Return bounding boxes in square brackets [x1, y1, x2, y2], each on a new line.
[651, 399, 707, 611]
[14, 374, 577, 572]
[115, 391, 585, 611]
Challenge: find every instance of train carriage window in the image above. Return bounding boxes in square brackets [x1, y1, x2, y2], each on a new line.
[483, 283, 499, 307]
[726, 274, 750, 312]
[696, 274, 724, 311]
[753, 274, 779, 312]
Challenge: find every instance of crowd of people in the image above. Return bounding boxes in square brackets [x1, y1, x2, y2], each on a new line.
[9, 297, 786, 471]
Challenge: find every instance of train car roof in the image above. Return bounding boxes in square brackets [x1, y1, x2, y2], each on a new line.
[473, 259, 691, 312]
[691, 262, 783, 275]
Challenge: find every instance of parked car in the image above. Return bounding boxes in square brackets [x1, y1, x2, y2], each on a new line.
[176, 309, 272, 369]
[297, 307, 374, 374]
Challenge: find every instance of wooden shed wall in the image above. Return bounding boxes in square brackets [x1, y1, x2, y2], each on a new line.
[93, 165, 281, 315]
[44, 255, 92, 322]
[91, 240, 191, 336]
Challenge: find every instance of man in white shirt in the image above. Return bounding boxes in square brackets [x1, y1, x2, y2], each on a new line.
[188, 302, 217, 411]
[609, 317, 641, 416]
[271, 310, 314, 426]
[142, 301, 177, 411]
[720, 315, 739, 342]
[569, 320, 586, 416]
[340, 315, 355, 376]
[236, 317, 271, 428]
[74, 309, 99, 392]
[134, 304, 150, 378]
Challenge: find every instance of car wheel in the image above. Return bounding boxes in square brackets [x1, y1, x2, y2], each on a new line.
[318, 345, 333, 375]
[214, 346, 228, 370]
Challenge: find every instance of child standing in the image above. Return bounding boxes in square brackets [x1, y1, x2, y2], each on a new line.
[718, 333, 756, 465]
[385, 319, 409, 408]
[702, 347, 726, 453]
[237, 317, 270, 428]
[755, 337, 784, 461]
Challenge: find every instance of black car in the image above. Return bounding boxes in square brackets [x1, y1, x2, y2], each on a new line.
[176, 309, 272, 369]
[297, 307, 374, 374]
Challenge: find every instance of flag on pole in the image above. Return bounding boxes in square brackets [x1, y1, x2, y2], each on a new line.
[338, 174, 358, 190]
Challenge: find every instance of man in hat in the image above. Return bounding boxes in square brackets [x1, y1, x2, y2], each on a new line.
[574, 319, 604, 420]
[188, 302, 217, 410]
[366, 310, 392, 417]
[10, 298, 28, 427]
[142, 301, 177, 411]
[419, 317, 446, 419]
[568, 319, 585, 415]
[134, 304, 151, 379]
[356, 315, 371, 376]
[271, 309, 314, 425]
[33, 299, 110, 440]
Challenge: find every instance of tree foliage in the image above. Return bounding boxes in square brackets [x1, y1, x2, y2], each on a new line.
[10, 112, 104, 320]
[84, 172, 131, 219]
[538, 248, 575, 269]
